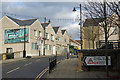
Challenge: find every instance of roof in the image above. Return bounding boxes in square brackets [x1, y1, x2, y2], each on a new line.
[75, 40, 81, 44]
[61, 30, 66, 35]
[41, 23, 50, 29]
[70, 39, 80, 45]
[83, 18, 104, 27]
[7, 15, 37, 26]
[53, 26, 60, 34]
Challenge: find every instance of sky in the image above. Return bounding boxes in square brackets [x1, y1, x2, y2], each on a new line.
[1, 2, 86, 40]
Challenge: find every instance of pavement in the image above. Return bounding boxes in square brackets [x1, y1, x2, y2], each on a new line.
[44, 58, 120, 79]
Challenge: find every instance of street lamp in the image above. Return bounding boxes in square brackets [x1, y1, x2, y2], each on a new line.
[23, 25, 26, 58]
[73, 4, 83, 50]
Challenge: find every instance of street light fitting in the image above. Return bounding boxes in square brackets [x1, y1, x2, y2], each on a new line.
[73, 7, 76, 12]
[48, 19, 51, 23]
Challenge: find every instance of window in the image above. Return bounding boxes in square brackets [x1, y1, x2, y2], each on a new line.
[32, 43, 38, 50]
[45, 44, 48, 50]
[46, 33, 49, 39]
[34, 30, 37, 36]
[38, 31, 42, 36]
[57, 47, 60, 51]
[65, 48, 67, 53]
[112, 27, 117, 34]
[49, 45, 52, 51]
[51, 34, 54, 41]
[57, 36, 60, 41]
[65, 39, 67, 42]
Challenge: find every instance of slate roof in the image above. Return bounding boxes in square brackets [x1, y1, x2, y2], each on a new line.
[83, 18, 104, 27]
[61, 30, 66, 35]
[7, 16, 37, 26]
[41, 23, 50, 29]
[53, 26, 60, 34]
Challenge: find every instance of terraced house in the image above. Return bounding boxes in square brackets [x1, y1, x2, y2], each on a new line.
[0, 15, 70, 59]
[53, 26, 69, 55]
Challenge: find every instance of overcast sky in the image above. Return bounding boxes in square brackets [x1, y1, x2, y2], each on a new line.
[1, 2, 86, 40]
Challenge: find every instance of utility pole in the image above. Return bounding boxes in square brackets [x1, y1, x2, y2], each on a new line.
[23, 25, 26, 58]
[43, 17, 46, 56]
[104, 0, 109, 77]
[80, 4, 82, 50]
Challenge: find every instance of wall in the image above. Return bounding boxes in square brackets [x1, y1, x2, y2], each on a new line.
[45, 24, 56, 55]
[29, 20, 44, 56]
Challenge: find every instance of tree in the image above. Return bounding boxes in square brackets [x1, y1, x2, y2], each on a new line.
[83, 1, 120, 46]
[83, 0, 120, 77]
[84, 26, 99, 49]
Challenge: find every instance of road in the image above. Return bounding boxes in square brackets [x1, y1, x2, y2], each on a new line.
[2, 55, 77, 79]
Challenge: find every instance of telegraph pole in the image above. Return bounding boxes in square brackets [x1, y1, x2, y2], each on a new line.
[80, 4, 82, 50]
[23, 25, 26, 58]
[104, 0, 109, 77]
[43, 17, 46, 56]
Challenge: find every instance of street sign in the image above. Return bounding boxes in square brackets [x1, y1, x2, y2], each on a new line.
[37, 36, 41, 45]
[82, 56, 111, 66]
[38, 36, 41, 40]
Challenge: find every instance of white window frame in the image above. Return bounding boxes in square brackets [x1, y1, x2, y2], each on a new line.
[34, 30, 37, 36]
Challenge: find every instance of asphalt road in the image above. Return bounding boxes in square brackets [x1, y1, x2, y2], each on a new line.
[2, 55, 77, 79]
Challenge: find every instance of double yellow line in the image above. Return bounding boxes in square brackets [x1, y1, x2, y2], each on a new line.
[34, 59, 64, 80]
[34, 67, 49, 80]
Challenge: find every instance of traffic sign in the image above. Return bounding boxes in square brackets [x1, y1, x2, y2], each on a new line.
[82, 56, 111, 66]
[38, 36, 41, 40]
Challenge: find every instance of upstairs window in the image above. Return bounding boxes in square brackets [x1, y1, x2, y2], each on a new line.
[34, 30, 37, 36]
[51, 34, 54, 41]
[38, 31, 42, 36]
[112, 27, 117, 34]
[57, 36, 60, 41]
[46, 33, 49, 39]
[65, 39, 67, 42]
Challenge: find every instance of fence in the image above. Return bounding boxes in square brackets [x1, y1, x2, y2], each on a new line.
[96, 41, 120, 49]
[49, 56, 57, 73]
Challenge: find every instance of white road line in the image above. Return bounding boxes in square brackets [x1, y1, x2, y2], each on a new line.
[36, 59, 40, 62]
[24, 62, 32, 66]
[6, 67, 20, 74]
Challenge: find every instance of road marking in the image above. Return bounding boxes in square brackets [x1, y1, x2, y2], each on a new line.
[38, 68, 48, 79]
[34, 67, 48, 80]
[34, 59, 64, 80]
[6, 67, 20, 74]
[24, 62, 32, 66]
[36, 59, 40, 62]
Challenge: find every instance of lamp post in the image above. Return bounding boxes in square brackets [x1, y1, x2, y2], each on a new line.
[23, 25, 26, 58]
[43, 17, 46, 56]
[73, 4, 82, 50]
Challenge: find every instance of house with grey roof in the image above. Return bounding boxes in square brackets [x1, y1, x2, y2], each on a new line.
[61, 29, 70, 55]
[0, 15, 44, 58]
[98, 13, 120, 49]
[0, 15, 70, 59]
[52, 27, 70, 55]
[83, 18, 104, 49]
[41, 23, 56, 55]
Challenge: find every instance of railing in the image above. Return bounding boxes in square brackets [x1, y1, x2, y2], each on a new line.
[49, 56, 57, 73]
[96, 41, 120, 49]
